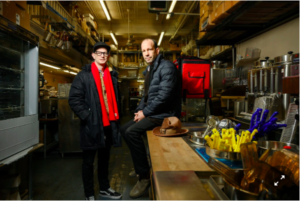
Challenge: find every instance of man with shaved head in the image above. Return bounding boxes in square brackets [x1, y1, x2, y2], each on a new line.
[120, 38, 181, 198]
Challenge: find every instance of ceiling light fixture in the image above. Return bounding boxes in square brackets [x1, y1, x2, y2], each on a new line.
[70, 72, 77, 75]
[158, 31, 165, 46]
[166, 0, 177, 20]
[40, 62, 60, 69]
[110, 32, 118, 46]
[99, 0, 111, 21]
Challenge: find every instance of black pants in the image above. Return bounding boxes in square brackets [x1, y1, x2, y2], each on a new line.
[120, 118, 160, 175]
[82, 127, 112, 197]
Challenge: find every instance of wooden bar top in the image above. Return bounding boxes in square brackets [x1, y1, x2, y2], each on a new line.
[147, 131, 213, 172]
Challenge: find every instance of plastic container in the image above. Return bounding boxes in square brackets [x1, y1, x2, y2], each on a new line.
[245, 48, 261, 59]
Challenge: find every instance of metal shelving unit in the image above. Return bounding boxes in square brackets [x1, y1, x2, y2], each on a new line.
[209, 48, 233, 61]
[196, 1, 299, 46]
[197, 1, 299, 69]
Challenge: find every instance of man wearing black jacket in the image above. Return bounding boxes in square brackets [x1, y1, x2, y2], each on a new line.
[120, 39, 181, 198]
[69, 42, 122, 200]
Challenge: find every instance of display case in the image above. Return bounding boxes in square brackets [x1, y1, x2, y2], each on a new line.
[0, 16, 39, 160]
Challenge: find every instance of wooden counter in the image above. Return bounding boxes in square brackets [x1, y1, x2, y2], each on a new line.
[147, 131, 213, 172]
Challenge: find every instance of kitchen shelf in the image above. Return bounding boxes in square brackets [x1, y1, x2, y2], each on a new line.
[119, 77, 145, 80]
[117, 67, 140, 70]
[196, 1, 299, 46]
[0, 15, 39, 44]
[118, 50, 140, 54]
[209, 48, 233, 61]
[236, 57, 260, 67]
[48, 22, 73, 31]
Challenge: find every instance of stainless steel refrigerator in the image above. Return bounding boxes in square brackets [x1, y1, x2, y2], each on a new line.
[0, 16, 39, 160]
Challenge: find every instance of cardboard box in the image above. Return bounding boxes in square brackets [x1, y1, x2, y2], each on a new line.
[212, 1, 224, 11]
[0, 2, 30, 30]
[200, 1, 207, 7]
[200, 15, 215, 32]
[224, 1, 232, 12]
[211, 2, 230, 24]
[200, 1, 213, 17]
[15, 1, 27, 10]
[170, 43, 182, 51]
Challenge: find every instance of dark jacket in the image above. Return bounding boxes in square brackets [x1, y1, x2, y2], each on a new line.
[68, 64, 122, 150]
[136, 54, 181, 119]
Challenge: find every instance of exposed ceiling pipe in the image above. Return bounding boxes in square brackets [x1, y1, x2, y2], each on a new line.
[169, 0, 197, 42]
[116, 1, 123, 19]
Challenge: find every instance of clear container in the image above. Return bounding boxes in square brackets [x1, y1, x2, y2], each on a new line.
[245, 48, 261, 59]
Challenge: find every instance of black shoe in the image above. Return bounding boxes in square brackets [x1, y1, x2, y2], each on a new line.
[85, 196, 95, 200]
[99, 188, 122, 199]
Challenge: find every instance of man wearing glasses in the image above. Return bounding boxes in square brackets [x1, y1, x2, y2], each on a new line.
[69, 42, 122, 200]
[120, 39, 181, 198]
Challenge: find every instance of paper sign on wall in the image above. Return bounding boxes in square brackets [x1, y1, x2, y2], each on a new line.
[16, 13, 20, 25]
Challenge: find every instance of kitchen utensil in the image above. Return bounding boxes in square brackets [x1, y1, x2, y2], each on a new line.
[240, 142, 258, 174]
[202, 115, 220, 137]
[256, 140, 299, 157]
[43, 22, 53, 43]
[234, 123, 241, 132]
[205, 144, 242, 160]
[258, 148, 271, 161]
[207, 157, 241, 188]
[217, 119, 231, 133]
[56, 31, 64, 48]
[188, 132, 205, 145]
[223, 178, 258, 200]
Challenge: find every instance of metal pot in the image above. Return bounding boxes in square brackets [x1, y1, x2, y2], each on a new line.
[256, 140, 299, 158]
[188, 132, 205, 145]
[272, 51, 299, 120]
[43, 30, 53, 42]
[56, 39, 64, 48]
[65, 41, 72, 50]
[223, 178, 258, 200]
[205, 144, 242, 160]
[274, 51, 295, 64]
[211, 60, 222, 69]
[254, 57, 274, 68]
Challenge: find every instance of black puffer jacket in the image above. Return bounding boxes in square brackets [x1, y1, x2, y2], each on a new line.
[68, 64, 122, 150]
[136, 54, 181, 119]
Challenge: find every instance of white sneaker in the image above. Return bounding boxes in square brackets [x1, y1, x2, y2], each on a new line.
[85, 196, 95, 200]
[99, 187, 122, 199]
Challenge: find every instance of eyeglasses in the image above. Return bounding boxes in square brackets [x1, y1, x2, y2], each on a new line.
[94, 51, 108, 56]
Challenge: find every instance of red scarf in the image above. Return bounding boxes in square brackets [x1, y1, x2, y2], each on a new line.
[91, 62, 119, 127]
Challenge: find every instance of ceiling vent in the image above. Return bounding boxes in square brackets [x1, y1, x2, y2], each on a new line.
[148, 1, 170, 13]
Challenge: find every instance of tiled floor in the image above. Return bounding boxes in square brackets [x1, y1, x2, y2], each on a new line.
[32, 112, 150, 200]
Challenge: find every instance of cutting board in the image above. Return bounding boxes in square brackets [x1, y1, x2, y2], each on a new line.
[147, 131, 213, 172]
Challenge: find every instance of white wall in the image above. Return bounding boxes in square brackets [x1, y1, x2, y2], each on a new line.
[236, 18, 299, 59]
